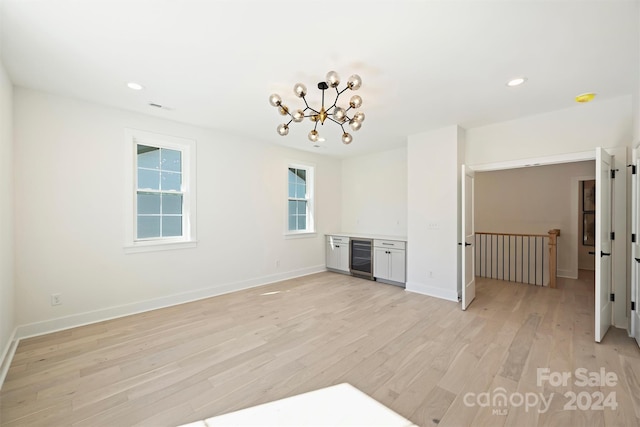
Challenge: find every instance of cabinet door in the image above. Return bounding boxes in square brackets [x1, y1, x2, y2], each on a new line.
[374, 247, 389, 279]
[388, 248, 406, 283]
[326, 241, 340, 269]
[338, 244, 350, 272]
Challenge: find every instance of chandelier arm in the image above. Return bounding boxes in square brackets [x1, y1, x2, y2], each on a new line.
[301, 96, 311, 110]
[325, 116, 345, 126]
[326, 90, 340, 113]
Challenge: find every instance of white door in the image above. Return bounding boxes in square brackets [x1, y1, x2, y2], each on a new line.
[595, 147, 613, 342]
[632, 152, 640, 347]
[461, 165, 476, 310]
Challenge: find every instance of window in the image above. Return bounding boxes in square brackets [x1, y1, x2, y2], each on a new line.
[287, 163, 315, 235]
[124, 129, 196, 253]
[136, 145, 183, 239]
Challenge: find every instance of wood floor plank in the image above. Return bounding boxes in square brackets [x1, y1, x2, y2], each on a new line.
[1, 270, 639, 427]
[499, 313, 541, 382]
[410, 385, 456, 427]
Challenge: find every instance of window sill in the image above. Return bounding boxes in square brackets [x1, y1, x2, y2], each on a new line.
[284, 231, 317, 240]
[124, 240, 198, 254]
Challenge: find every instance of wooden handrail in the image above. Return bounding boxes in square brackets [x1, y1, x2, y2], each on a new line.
[475, 231, 549, 238]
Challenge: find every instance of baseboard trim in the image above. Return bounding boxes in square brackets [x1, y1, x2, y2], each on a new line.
[15, 265, 325, 341]
[0, 328, 18, 390]
[405, 281, 459, 302]
[557, 268, 578, 280]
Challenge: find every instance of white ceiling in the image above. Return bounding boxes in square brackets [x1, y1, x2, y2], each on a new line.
[1, 0, 638, 158]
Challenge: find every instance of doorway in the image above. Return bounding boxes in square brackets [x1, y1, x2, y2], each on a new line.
[463, 148, 623, 343]
[473, 161, 595, 281]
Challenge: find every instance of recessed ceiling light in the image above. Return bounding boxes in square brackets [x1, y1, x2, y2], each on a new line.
[575, 93, 596, 103]
[506, 77, 527, 87]
[127, 82, 144, 91]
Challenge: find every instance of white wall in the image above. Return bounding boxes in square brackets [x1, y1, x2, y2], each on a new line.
[407, 126, 464, 301]
[13, 88, 342, 336]
[341, 147, 407, 237]
[467, 96, 632, 166]
[0, 61, 15, 377]
[475, 161, 595, 279]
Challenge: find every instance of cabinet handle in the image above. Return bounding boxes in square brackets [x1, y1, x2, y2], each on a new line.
[336, 245, 340, 248]
[382, 243, 393, 246]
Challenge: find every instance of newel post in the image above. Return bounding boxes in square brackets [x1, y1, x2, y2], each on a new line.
[548, 229, 561, 288]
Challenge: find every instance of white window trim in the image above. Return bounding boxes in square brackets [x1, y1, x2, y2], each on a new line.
[124, 129, 197, 253]
[285, 161, 316, 238]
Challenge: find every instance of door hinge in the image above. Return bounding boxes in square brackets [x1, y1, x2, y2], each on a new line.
[610, 293, 615, 302]
[632, 233, 636, 243]
[628, 164, 637, 174]
[611, 169, 616, 179]
[632, 301, 636, 311]
[610, 232, 615, 240]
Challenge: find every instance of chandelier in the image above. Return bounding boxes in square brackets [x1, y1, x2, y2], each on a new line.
[269, 71, 365, 145]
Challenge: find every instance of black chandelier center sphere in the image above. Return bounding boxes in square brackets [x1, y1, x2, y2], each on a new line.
[269, 71, 365, 145]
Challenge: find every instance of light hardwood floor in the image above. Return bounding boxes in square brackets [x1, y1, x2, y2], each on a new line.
[1, 271, 639, 426]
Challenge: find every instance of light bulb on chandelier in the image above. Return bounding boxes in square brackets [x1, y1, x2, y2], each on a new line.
[269, 71, 365, 145]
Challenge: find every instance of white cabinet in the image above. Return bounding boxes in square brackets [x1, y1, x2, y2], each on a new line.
[373, 239, 406, 284]
[326, 236, 350, 273]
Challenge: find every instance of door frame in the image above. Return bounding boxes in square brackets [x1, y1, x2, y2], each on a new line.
[466, 148, 628, 339]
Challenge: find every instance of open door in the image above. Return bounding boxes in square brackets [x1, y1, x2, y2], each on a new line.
[595, 147, 613, 342]
[461, 165, 475, 310]
[632, 150, 640, 348]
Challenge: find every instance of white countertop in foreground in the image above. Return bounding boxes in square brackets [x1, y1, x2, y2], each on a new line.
[327, 232, 407, 241]
[179, 383, 417, 427]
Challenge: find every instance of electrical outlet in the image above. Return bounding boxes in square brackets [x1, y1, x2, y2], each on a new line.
[51, 293, 62, 306]
[275, 260, 280, 268]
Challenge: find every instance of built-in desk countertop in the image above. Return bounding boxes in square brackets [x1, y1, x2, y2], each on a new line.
[327, 232, 407, 242]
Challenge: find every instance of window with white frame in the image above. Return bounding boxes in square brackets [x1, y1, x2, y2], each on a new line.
[136, 145, 183, 238]
[124, 129, 197, 252]
[287, 164, 314, 234]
